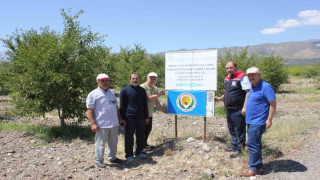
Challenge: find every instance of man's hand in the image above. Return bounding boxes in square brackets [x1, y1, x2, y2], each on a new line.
[145, 118, 149, 125]
[158, 91, 165, 96]
[241, 108, 246, 116]
[120, 119, 126, 126]
[214, 96, 221, 102]
[265, 119, 272, 129]
[91, 123, 99, 132]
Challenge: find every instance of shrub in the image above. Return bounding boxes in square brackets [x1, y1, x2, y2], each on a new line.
[258, 55, 288, 92]
[217, 48, 288, 95]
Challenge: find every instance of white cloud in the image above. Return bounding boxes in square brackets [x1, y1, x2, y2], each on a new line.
[260, 28, 286, 34]
[261, 9, 320, 35]
[275, 19, 301, 27]
[298, 10, 320, 25]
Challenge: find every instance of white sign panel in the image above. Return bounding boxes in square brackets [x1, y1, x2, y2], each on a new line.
[206, 91, 215, 117]
[165, 49, 217, 90]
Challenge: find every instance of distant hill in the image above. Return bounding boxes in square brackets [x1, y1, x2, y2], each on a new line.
[2, 39, 320, 65]
[237, 39, 320, 60]
[158, 39, 320, 66]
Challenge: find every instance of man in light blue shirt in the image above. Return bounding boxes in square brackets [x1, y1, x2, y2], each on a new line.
[86, 73, 125, 168]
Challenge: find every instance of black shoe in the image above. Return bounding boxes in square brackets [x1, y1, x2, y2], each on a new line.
[95, 162, 107, 168]
[110, 158, 123, 164]
[144, 143, 155, 150]
[230, 151, 241, 158]
[224, 147, 236, 152]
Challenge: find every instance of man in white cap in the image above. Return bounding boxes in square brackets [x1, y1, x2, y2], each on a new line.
[140, 72, 167, 150]
[240, 67, 276, 177]
[86, 73, 125, 168]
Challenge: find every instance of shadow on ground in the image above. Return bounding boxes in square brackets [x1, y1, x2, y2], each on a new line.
[262, 145, 284, 158]
[149, 138, 177, 157]
[109, 157, 158, 170]
[277, 90, 296, 94]
[263, 159, 307, 174]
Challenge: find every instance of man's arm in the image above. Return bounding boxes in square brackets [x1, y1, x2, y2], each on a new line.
[214, 94, 224, 102]
[119, 89, 127, 121]
[142, 89, 149, 125]
[147, 90, 165, 101]
[87, 108, 98, 132]
[117, 105, 126, 126]
[241, 89, 250, 116]
[155, 99, 167, 113]
[266, 100, 276, 129]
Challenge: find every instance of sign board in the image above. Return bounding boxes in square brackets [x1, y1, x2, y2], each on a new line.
[165, 49, 218, 91]
[167, 90, 206, 116]
[168, 90, 215, 117]
[206, 91, 215, 117]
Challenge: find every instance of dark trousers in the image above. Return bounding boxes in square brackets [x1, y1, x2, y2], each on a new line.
[226, 109, 246, 152]
[124, 116, 145, 158]
[247, 124, 266, 171]
[144, 116, 153, 145]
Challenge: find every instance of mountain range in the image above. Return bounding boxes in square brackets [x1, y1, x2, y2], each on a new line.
[160, 39, 320, 65]
[1, 39, 320, 65]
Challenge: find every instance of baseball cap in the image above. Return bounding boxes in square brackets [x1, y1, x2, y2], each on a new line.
[246, 67, 261, 74]
[147, 72, 158, 77]
[96, 73, 109, 81]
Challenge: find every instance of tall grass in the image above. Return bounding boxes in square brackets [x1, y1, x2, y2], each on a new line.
[0, 121, 94, 141]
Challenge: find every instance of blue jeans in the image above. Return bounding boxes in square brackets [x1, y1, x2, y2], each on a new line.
[226, 109, 246, 152]
[247, 124, 266, 171]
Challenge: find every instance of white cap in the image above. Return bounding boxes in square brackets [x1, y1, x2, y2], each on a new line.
[96, 73, 109, 81]
[246, 67, 261, 74]
[147, 72, 158, 77]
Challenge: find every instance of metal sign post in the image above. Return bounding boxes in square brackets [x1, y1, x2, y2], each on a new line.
[203, 117, 207, 142]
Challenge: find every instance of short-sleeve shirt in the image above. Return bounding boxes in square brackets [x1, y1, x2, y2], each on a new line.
[86, 87, 119, 128]
[246, 80, 276, 125]
[240, 75, 251, 90]
[140, 82, 158, 117]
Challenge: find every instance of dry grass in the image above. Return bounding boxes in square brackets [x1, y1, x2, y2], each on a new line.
[146, 76, 320, 177]
[1, 76, 319, 179]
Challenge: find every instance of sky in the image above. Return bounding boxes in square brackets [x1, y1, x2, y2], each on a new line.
[0, 0, 319, 54]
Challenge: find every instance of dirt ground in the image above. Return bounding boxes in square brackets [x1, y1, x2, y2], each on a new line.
[1, 79, 320, 179]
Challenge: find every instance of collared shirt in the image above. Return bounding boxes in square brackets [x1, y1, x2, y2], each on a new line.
[240, 75, 251, 90]
[86, 87, 119, 128]
[140, 82, 158, 117]
[246, 80, 276, 125]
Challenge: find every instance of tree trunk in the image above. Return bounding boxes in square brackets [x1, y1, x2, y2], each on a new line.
[58, 107, 66, 127]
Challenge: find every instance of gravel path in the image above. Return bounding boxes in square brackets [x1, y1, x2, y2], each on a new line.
[228, 130, 320, 180]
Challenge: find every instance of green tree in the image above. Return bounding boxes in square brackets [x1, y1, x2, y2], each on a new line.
[0, 61, 11, 95]
[111, 44, 148, 87]
[1, 9, 109, 126]
[217, 48, 259, 95]
[258, 55, 288, 92]
[217, 48, 287, 95]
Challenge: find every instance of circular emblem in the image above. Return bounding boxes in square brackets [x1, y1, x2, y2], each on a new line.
[176, 92, 197, 112]
[232, 81, 237, 86]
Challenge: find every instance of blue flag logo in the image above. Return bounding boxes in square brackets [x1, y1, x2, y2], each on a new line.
[168, 90, 206, 116]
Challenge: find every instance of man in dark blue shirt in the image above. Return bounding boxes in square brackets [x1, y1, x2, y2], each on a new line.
[120, 73, 149, 162]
